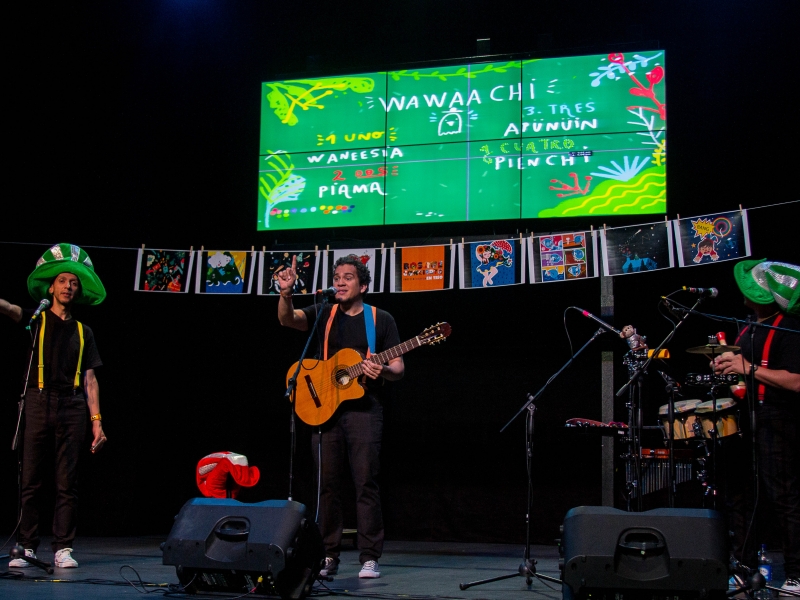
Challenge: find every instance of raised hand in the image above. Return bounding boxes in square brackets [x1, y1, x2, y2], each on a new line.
[277, 255, 298, 296]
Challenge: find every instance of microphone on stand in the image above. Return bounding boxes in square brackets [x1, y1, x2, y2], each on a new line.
[682, 286, 719, 298]
[28, 299, 51, 326]
[573, 307, 622, 336]
[317, 287, 338, 299]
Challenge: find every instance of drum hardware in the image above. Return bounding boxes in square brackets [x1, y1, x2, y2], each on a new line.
[685, 373, 740, 386]
[625, 448, 694, 498]
[686, 344, 740, 354]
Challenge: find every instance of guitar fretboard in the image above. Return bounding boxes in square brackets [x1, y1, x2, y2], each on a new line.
[345, 335, 428, 379]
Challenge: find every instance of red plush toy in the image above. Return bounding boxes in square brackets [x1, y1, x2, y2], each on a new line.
[196, 451, 260, 499]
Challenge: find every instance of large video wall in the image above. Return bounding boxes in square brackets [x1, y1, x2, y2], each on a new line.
[258, 50, 666, 230]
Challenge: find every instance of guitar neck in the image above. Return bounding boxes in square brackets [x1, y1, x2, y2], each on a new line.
[348, 336, 425, 378]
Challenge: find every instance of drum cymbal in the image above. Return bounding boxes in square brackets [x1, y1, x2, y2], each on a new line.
[686, 344, 741, 354]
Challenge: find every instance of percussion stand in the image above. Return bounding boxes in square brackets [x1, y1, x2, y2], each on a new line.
[617, 296, 704, 511]
[658, 370, 681, 508]
[458, 327, 608, 593]
[622, 354, 645, 512]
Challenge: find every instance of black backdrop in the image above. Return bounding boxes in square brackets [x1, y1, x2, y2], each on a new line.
[1, 1, 796, 546]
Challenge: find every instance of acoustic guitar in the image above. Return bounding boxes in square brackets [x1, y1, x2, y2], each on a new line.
[287, 322, 451, 426]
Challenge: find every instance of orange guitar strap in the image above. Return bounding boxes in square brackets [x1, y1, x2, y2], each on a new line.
[323, 304, 377, 360]
[735, 313, 783, 404]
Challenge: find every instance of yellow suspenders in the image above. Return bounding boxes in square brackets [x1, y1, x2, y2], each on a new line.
[37, 311, 85, 390]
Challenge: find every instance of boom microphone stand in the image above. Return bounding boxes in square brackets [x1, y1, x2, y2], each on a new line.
[458, 327, 608, 592]
[5, 315, 55, 574]
[284, 293, 332, 501]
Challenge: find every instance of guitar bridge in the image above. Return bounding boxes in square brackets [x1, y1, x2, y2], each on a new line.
[304, 375, 322, 408]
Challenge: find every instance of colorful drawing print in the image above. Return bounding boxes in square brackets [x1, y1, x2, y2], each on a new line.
[565, 249, 586, 265]
[140, 250, 187, 292]
[542, 251, 564, 266]
[204, 251, 247, 294]
[676, 211, 748, 266]
[562, 233, 586, 249]
[470, 240, 514, 287]
[265, 251, 316, 295]
[604, 224, 672, 275]
[542, 266, 565, 282]
[330, 248, 380, 293]
[540, 236, 563, 252]
[401, 246, 446, 291]
[537, 231, 588, 281]
[566, 263, 587, 279]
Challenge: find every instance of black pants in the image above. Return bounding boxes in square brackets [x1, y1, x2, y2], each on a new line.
[19, 389, 88, 552]
[311, 396, 383, 564]
[726, 416, 800, 578]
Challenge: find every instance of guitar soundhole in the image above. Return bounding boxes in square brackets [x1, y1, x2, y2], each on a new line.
[334, 369, 352, 388]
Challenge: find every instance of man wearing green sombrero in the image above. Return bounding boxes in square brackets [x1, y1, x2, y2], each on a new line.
[714, 259, 800, 594]
[0, 243, 108, 570]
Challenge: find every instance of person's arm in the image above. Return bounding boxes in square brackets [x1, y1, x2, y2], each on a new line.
[361, 356, 405, 381]
[714, 351, 800, 394]
[84, 368, 107, 453]
[276, 255, 309, 331]
[0, 298, 23, 322]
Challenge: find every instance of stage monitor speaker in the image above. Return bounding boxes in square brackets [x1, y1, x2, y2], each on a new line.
[560, 506, 729, 600]
[162, 498, 324, 599]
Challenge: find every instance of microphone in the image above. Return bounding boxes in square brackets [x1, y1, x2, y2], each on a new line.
[574, 307, 622, 336]
[683, 286, 719, 298]
[28, 299, 51, 326]
[317, 287, 338, 299]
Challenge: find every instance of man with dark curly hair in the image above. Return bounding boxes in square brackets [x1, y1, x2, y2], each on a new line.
[277, 254, 404, 580]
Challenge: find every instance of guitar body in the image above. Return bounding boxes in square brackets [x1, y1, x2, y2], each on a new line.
[288, 348, 366, 426]
[286, 322, 451, 426]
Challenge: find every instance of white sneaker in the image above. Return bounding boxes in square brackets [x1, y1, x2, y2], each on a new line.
[358, 560, 380, 579]
[54, 548, 78, 568]
[8, 548, 36, 568]
[781, 577, 800, 596]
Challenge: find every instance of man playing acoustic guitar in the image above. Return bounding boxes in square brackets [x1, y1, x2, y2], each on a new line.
[277, 254, 404, 580]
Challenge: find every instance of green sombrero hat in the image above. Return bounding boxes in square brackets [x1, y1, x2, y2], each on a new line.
[27, 243, 106, 306]
[734, 258, 799, 316]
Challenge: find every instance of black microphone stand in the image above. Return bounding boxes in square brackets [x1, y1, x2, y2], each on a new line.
[458, 327, 607, 592]
[6, 316, 55, 574]
[616, 296, 703, 510]
[2, 544, 54, 574]
[283, 294, 332, 502]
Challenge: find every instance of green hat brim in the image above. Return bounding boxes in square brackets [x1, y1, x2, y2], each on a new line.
[733, 259, 773, 305]
[27, 262, 106, 306]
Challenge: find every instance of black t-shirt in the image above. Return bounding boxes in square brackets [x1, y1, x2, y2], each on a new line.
[301, 302, 401, 395]
[23, 308, 102, 394]
[735, 313, 800, 420]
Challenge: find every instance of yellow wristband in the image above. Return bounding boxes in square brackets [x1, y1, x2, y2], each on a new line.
[91, 413, 102, 421]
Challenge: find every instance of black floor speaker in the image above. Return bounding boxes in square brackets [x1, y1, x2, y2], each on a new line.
[560, 506, 729, 600]
[162, 498, 324, 599]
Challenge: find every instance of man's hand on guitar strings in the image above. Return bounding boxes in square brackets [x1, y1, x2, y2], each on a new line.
[361, 358, 384, 380]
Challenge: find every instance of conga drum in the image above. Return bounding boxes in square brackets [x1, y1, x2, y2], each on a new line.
[695, 398, 739, 438]
[658, 399, 702, 440]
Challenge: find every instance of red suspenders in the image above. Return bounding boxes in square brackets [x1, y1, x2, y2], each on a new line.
[735, 313, 784, 404]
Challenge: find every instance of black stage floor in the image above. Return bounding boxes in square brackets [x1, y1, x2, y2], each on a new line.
[1, 537, 564, 600]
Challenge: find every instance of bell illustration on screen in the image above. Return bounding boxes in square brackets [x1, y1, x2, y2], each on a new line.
[438, 108, 463, 136]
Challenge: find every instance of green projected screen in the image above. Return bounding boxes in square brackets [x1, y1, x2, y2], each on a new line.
[258, 50, 666, 230]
